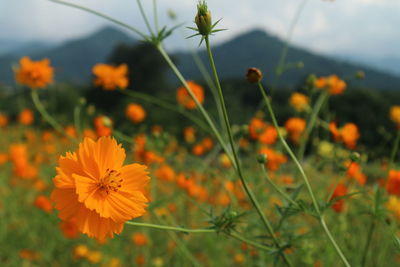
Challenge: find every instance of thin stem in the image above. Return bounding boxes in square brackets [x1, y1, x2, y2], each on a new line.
[119, 89, 212, 135]
[125, 221, 215, 233]
[258, 82, 351, 267]
[227, 232, 274, 252]
[156, 44, 233, 165]
[260, 164, 299, 208]
[73, 105, 82, 137]
[113, 129, 134, 144]
[389, 129, 400, 170]
[205, 36, 293, 267]
[136, 0, 155, 36]
[152, 0, 159, 32]
[297, 91, 329, 161]
[272, 0, 308, 94]
[48, 0, 149, 41]
[31, 90, 74, 141]
[361, 220, 375, 267]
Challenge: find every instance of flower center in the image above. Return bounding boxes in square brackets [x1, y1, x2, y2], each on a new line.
[98, 168, 123, 195]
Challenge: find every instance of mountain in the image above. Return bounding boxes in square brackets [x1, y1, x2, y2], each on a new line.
[1, 27, 399, 90]
[174, 29, 400, 90]
[0, 26, 137, 86]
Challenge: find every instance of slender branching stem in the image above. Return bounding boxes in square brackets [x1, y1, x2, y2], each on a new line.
[258, 82, 351, 267]
[205, 36, 293, 267]
[136, 0, 155, 36]
[297, 91, 329, 161]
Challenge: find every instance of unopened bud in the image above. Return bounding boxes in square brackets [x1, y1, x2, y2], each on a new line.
[246, 68, 263, 83]
[350, 152, 361, 162]
[102, 116, 113, 128]
[79, 97, 86, 106]
[195, 1, 212, 36]
[257, 154, 267, 164]
[87, 105, 95, 116]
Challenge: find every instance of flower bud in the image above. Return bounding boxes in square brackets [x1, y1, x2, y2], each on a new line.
[257, 154, 267, 164]
[102, 116, 113, 128]
[350, 152, 361, 163]
[246, 68, 263, 83]
[195, 1, 212, 36]
[355, 70, 365, 80]
[79, 97, 86, 106]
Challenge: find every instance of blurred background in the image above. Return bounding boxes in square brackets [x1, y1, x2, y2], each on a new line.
[0, 0, 399, 156]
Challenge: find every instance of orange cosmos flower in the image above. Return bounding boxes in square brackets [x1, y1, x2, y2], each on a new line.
[60, 218, 80, 239]
[94, 115, 112, 137]
[126, 104, 146, 124]
[192, 143, 205, 156]
[0, 113, 9, 127]
[131, 232, 148, 246]
[248, 117, 265, 140]
[51, 136, 150, 241]
[183, 126, 196, 143]
[15, 56, 54, 89]
[176, 81, 204, 109]
[285, 117, 306, 144]
[289, 93, 309, 112]
[341, 123, 360, 149]
[386, 170, 400, 196]
[258, 147, 287, 171]
[315, 75, 346, 95]
[201, 137, 214, 151]
[92, 63, 128, 90]
[18, 108, 34, 125]
[155, 164, 176, 182]
[330, 183, 348, 213]
[258, 125, 277, 145]
[346, 161, 366, 185]
[390, 106, 400, 127]
[34, 195, 53, 213]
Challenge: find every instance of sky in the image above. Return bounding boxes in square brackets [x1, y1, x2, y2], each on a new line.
[1, 0, 399, 59]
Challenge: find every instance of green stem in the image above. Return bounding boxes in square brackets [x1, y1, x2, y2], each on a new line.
[119, 89, 212, 135]
[48, 0, 149, 41]
[73, 105, 82, 137]
[136, 0, 155, 36]
[125, 221, 215, 233]
[361, 220, 375, 267]
[31, 90, 73, 141]
[258, 82, 351, 267]
[152, 0, 159, 32]
[205, 36, 293, 267]
[260, 164, 299, 208]
[297, 91, 329, 161]
[113, 129, 134, 144]
[156, 44, 233, 165]
[389, 129, 400, 170]
[227, 232, 274, 252]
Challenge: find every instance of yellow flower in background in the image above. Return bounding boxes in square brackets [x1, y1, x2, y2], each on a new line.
[390, 106, 400, 126]
[386, 196, 400, 220]
[15, 56, 54, 89]
[92, 63, 128, 90]
[289, 92, 309, 112]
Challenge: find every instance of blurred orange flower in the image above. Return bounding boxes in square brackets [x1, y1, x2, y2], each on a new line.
[248, 117, 265, 140]
[126, 103, 146, 124]
[289, 92, 309, 112]
[176, 81, 204, 109]
[51, 137, 150, 241]
[15, 56, 53, 89]
[386, 170, 400, 196]
[285, 117, 306, 144]
[0, 113, 9, 127]
[131, 232, 148, 246]
[258, 126, 277, 145]
[18, 108, 34, 125]
[390, 106, 400, 126]
[92, 63, 128, 90]
[34, 195, 53, 213]
[258, 147, 287, 171]
[183, 126, 196, 143]
[94, 115, 112, 137]
[315, 75, 346, 95]
[329, 122, 360, 149]
[330, 183, 348, 213]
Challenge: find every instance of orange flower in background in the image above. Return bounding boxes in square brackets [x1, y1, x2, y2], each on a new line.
[60, 218, 80, 239]
[330, 183, 348, 213]
[34, 195, 53, 213]
[386, 170, 400, 196]
[155, 164, 176, 182]
[258, 125, 277, 145]
[0, 113, 9, 127]
[94, 115, 112, 137]
[126, 104, 146, 124]
[92, 63, 128, 90]
[201, 137, 214, 151]
[176, 81, 204, 109]
[258, 147, 287, 171]
[315, 74, 346, 95]
[18, 108, 34, 125]
[346, 161, 366, 185]
[329, 122, 341, 141]
[219, 153, 232, 168]
[386, 196, 400, 220]
[15, 56, 54, 89]
[390, 106, 400, 126]
[285, 117, 306, 144]
[248, 117, 265, 140]
[183, 126, 196, 143]
[340, 123, 360, 149]
[131, 232, 148, 246]
[51, 137, 150, 241]
[192, 143, 205, 156]
[289, 92, 309, 112]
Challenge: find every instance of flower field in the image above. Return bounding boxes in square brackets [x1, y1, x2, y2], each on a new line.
[1, 1, 400, 266]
